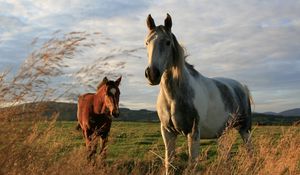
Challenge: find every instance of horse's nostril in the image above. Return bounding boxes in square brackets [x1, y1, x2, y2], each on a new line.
[145, 67, 150, 78]
[153, 67, 160, 79]
[145, 66, 161, 85]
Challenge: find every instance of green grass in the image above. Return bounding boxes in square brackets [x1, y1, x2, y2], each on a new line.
[1, 120, 299, 174]
[38, 121, 294, 162]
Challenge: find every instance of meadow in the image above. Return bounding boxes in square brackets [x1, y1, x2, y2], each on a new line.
[1, 118, 299, 175]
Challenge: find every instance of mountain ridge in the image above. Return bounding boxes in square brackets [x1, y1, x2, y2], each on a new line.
[263, 108, 300, 117]
[1, 101, 299, 125]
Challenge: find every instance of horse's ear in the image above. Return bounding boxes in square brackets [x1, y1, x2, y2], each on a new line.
[97, 77, 108, 90]
[115, 76, 122, 86]
[103, 77, 108, 84]
[147, 14, 156, 30]
[164, 13, 172, 32]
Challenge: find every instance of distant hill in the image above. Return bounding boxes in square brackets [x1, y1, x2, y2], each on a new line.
[263, 108, 300, 117]
[0, 101, 158, 122]
[1, 101, 299, 125]
[263, 111, 279, 116]
[252, 113, 300, 126]
[279, 108, 300, 117]
[0, 101, 77, 121]
[117, 108, 158, 121]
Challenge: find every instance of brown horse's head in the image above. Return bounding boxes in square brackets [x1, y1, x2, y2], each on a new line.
[95, 76, 122, 118]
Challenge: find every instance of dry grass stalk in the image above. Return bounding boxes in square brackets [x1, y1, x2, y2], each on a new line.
[0, 31, 96, 105]
[0, 31, 98, 174]
[202, 125, 300, 175]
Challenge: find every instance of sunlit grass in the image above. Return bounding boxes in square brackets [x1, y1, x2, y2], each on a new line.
[1, 119, 299, 175]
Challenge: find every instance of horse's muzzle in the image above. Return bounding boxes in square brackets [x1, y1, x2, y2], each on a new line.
[145, 66, 161, 85]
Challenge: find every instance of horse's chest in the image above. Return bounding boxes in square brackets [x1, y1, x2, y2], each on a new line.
[89, 113, 112, 137]
[158, 94, 198, 135]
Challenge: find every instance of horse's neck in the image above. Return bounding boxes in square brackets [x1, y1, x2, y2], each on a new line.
[93, 89, 105, 114]
[161, 65, 189, 99]
[161, 62, 208, 100]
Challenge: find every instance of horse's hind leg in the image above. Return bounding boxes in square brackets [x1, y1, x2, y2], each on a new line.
[237, 96, 253, 149]
[237, 114, 253, 153]
[90, 134, 99, 157]
[99, 136, 108, 156]
[239, 128, 251, 144]
[239, 128, 254, 156]
[84, 129, 96, 160]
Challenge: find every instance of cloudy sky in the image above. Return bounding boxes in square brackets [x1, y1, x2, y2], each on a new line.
[1, 0, 300, 113]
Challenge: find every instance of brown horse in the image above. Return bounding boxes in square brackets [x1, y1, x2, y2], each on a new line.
[77, 76, 121, 158]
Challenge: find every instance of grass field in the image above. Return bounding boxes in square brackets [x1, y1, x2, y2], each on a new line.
[1, 119, 299, 175]
[36, 121, 287, 160]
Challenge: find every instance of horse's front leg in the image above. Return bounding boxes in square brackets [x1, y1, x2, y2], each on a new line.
[83, 129, 91, 150]
[161, 124, 177, 175]
[187, 123, 200, 161]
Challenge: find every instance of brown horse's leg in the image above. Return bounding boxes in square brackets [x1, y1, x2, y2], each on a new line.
[90, 134, 99, 156]
[83, 129, 91, 149]
[100, 137, 108, 154]
[84, 129, 96, 161]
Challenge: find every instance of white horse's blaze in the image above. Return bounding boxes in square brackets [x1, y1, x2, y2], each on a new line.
[145, 14, 252, 174]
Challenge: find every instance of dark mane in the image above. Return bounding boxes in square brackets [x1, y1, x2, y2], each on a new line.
[171, 33, 182, 65]
[185, 62, 199, 77]
[171, 33, 198, 78]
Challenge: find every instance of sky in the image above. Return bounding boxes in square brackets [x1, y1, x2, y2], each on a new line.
[0, 0, 300, 113]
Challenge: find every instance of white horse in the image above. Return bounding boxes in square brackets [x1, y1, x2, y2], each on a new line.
[144, 14, 252, 174]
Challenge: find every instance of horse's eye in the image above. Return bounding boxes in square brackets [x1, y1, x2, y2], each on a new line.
[145, 41, 149, 46]
[166, 40, 171, 46]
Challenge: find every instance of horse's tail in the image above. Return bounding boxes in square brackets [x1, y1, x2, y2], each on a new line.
[76, 97, 82, 131]
[244, 85, 254, 114]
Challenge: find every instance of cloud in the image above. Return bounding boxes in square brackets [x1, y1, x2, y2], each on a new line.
[141, 0, 300, 112]
[0, 0, 299, 112]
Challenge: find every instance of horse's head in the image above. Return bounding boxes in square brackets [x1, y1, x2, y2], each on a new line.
[144, 14, 183, 85]
[96, 76, 122, 118]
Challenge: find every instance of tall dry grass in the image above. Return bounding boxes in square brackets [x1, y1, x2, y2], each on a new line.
[0, 32, 95, 105]
[0, 31, 96, 174]
[201, 125, 300, 175]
